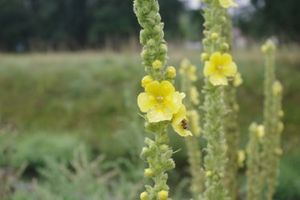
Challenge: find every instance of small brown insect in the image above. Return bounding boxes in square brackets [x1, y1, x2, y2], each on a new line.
[180, 119, 189, 130]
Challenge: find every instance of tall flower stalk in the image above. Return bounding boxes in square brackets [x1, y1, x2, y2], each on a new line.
[222, 11, 242, 200]
[179, 59, 205, 199]
[200, 0, 239, 199]
[246, 40, 283, 200]
[261, 40, 284, 200]
[133, 0, 192, 199]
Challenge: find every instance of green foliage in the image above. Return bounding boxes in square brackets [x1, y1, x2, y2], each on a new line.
[10, 133, 88, 168]
[10, 147, 144, 200]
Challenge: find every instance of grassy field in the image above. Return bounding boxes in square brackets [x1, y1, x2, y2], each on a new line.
[0, 47, 299, 199]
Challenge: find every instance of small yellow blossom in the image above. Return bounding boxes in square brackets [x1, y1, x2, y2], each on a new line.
[141, 75, 154, 88]
[144, 168, 154, 178]
[158, 190, 168, 200]
[256, 125, 265, 139]
[233, 72, 243, 87]
[187, 110, 201, 136]
[140, 191, 149, 200]
[237, 150, 246, 168]
[219, 0, 238, 8]
[190, 86, 200, 105]
[152, 60, 162, 70]
[138, 81, 185, 123]
[273, 81, 283, 96]
[172, 106, 192, 137]
[166, 66, 176, 79]
[204, 52, 237, 86]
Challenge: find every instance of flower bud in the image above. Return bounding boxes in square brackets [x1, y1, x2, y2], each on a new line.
[211, 32, 219, 40]
[152, 60, 162, 70]
[144, 168, 154, 178]
[201, 53, 209, 62]
[166, 66, 176, 79]
[140, 191, 149, 200]
[158, 190, 168, 200]
[141, 75, 153, 88]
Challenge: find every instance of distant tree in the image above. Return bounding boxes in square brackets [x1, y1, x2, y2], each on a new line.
[238, 0, 300, 42]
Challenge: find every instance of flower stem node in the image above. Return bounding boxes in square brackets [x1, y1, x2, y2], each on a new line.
[158, 190, 169, 200]
[152, 60, 163, 70]
[166, 66, 177, 79]
[140, 191, 149, 200]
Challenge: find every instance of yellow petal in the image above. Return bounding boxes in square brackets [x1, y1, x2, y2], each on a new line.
[210, 52, 222, 65]
[222, 53, 233, 66]
[209, 74, 228, 86]
[160, 81, 175, 96]
[172, 106, 192, 137]
[204, 62, 216, 77]
[147, 109, 173, 123]
[223, 62, 237, 77]
[137, 93, 154, 112]
[165, 92, 185, 114]
[145, 81, 160, 96]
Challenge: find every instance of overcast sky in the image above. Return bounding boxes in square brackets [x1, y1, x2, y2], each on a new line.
[184, 0, 251, 9]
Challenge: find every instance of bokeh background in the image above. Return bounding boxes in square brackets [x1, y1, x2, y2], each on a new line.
[0, 0, 299, 199]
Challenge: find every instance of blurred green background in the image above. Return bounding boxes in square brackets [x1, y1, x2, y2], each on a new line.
[0, 0, 299, 200]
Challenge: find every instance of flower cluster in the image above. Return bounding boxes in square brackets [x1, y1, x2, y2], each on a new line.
[137, 60, 192, 137]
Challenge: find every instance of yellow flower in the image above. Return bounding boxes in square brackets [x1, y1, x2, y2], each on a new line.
[138, 81, 185, 123]
[233, 72, 243, 87]
[158, 190, 168, 200]
[219, 0, 238, 8]
[190, 86, 200, 105]
[152, 60, 162, 70]
[141, 75, 153, 88]
[171, 106, 192, 137]
[204, 52, 237, 86]
[166, 66, 176, 79]
[187, 110, 201, 136]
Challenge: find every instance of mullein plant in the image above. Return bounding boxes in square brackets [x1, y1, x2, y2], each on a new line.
[246, 40, 283, 200]
[220, 8, 243, 200]
[261, 40, 284, 200]
[200, 0, 239, 199]
[133, 0, 192, 199]
[179, 59, 205, 199]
